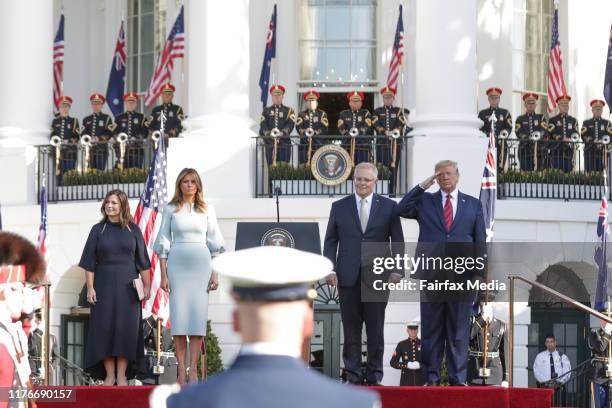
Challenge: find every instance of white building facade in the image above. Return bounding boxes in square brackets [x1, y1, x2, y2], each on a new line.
[0, 0, 611, 388]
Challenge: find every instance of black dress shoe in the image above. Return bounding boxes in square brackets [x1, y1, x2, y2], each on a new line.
[366, 381, 383, 386]
[450, 382, 468, 386]
[424, 381, 440, 386]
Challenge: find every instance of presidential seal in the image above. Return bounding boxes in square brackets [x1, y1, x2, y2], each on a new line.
[310, 144, 353, 186]
[260, 228, 296, 248]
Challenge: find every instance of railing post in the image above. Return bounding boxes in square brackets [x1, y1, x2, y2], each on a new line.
[509, 275, 514, 387]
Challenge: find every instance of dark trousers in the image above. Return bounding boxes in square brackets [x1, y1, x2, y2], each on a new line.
[585, 146, 605, 172]
[338, 282, 387, 384]
[594, 383, 610, 408]
[91, 144, 109, 171]
[420, 300, 472, 384]
[264, 138, 292, 165]
[376, 139, 401, 194]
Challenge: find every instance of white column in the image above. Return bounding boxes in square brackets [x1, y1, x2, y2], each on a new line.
[408, 0, 486, 197]
[170, 0, 254, 199]
[0, 1, 53, 204]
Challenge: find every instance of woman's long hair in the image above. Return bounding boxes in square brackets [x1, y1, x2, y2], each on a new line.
[169, 168, 208, 213]
[99, 189, 132, 229]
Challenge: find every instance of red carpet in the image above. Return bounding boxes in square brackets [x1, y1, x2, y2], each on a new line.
[34, 386, 553, 408]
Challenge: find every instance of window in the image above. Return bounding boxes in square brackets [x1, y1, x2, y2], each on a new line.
[512, 0, 553, 115]
[127, 0, 167, 113]
[298, 0, 377, 87]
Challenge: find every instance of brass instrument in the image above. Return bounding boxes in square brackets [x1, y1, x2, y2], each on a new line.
[79, 134, 92, 172]
[115, 132, 129, 170]
[50, 135, 62, 176]
[151, 131, 161, 149]
[305, 128, 315, 165]
[270, 127, 282, 138]
[389, 129, 401, 168]
[570, 132, 581, 143]
[348, 128, 359, 165]
[479, 316, 491, 378]
[269, 128, 282, 166]
[603, 136, 611, 170]
[499, 129, 509, 140]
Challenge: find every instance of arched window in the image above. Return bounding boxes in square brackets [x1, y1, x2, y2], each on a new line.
[126, 0, 167, 113]
[512, 0, 554, 115]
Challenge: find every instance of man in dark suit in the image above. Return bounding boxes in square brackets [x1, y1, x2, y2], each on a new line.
[323, 162, 404, 385]
[164, 246, 380, 408]
[395, 160, 486, 386]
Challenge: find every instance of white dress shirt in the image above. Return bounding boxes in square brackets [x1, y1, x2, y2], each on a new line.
[440, 188, 458, 219]
[533, 349, 571, 384]
[355, 192, 374, 221]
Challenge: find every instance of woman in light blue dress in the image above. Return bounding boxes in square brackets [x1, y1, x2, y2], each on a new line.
[154, 168, 225, 384]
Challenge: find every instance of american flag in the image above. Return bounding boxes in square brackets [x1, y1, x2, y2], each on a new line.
[386, 4, 404, 89]
[479, 116, 497, 242]
[546, 5, 567, 113]
[53, 13, 65, 110]
[37, 185, 49, 265]
[106, 20, 127, 117]
[133, 135, 170, 322]
[144, 6, 185, 108]
[595, 183, 610, 311]
[258, 4, 277, 109]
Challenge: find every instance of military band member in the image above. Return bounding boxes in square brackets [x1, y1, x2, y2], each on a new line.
[259, 85, 296, 165]
[114, 92, 147, 168]
[581, 99, 612, 172]
[467, 294, 508, 386]
[296, 90, 328, 165]
[146, 83, 185, 139]
[514, 93, 548, 171]
[337, 91, 372, 165]
[51, 96, 80, 180]
[588, 310, 612, 408]
[372, 86, 409, 194]
[478, 88, 513, 168]
[82, 93, 116, 171]
[390, 322, 425, 386]
[547, 95, 580, 172]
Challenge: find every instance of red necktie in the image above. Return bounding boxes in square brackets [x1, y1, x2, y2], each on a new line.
[444, 194, 453, 232]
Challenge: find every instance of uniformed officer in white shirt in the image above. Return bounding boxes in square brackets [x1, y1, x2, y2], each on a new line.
[533, 334, 571, 385]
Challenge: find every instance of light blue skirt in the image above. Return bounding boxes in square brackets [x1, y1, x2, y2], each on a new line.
[167, 242, 212, 336]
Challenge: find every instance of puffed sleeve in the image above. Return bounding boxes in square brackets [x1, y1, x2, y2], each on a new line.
[153, 205, 174, 259]
[133, 223, 152, 271]
[206, 204, 225, 257]
[79, 223, 100, 272]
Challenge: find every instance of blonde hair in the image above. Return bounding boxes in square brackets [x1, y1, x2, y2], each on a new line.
[169, 168, 208, 213]
[100, 190, 132, 230]
[434, 160, 459, 174]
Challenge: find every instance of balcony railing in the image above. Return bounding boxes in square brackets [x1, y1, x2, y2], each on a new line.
[38, 139, 156, 202]
[254, 135, 410, 197]
[497, 138, 610, 200]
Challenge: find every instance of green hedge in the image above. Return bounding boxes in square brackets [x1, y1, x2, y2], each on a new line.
[62, 168, 148, 186]
[268, 162, 391, 181]
[499, 170, 604, 185]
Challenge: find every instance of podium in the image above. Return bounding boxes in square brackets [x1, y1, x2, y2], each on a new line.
[235, 222, 321, 254]
[235, 222, 322, 364]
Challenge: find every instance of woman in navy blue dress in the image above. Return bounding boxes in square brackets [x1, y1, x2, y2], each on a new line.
[80, 190, 151, 385]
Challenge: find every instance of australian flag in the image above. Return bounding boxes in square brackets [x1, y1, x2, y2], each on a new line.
[604, 23, 612, 108]
[106, 20, 127, 117]
[479, 117, 497, 242]
[595, 192, 610, 311]
[259, 4, 277, 109]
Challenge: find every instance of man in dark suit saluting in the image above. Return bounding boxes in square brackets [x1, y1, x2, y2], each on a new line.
[324, 162, 404, 385]
[395, 160, 486, 386]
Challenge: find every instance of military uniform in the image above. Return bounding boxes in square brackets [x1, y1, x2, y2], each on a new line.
[479, 88, 513, 168]
[546, 95, 579, 172]
[338, 92, 372, 165]
[390, 330, 425, 386]
[51, 96, 80, 180]
[296, 90, 329, 164]
[514, 93, 548, 171]
[259, 85, 296, 165]
[588, 325, 612, 408]
[146, 84, 185, 139]
[467, 315, 508, 386]
[114, 92, 148, 168]
[581, 100, 612, 172]
[82, 94, 116, 170]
